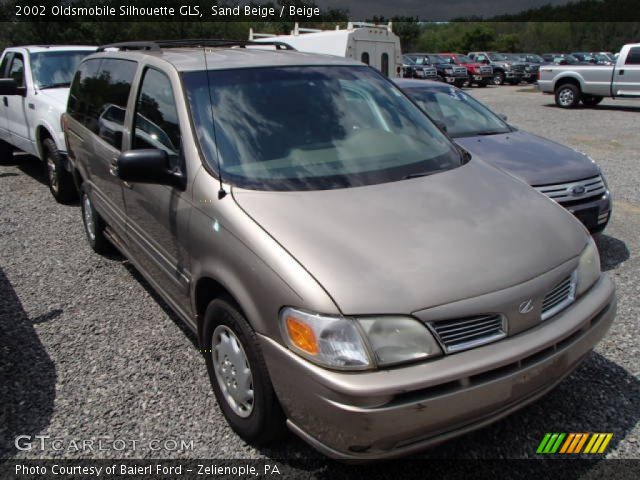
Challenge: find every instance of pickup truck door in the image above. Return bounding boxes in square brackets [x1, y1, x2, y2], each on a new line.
[613, 46, 640, 97]
[4, 52, 33, 153]
[0, 52, 12, 144]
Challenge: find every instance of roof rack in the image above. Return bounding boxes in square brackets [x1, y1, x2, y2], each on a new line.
[97, 39, 295, 52]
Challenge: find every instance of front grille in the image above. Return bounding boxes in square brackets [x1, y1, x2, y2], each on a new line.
[541, 273, 576, 321]
[423, 67, 437, 77]
[534, 175, 606, 205]
[453, 66, 468, 76]
[479, 66, 493, 75]
[512, 63, 526, 73]
[430, 314, 505, 353]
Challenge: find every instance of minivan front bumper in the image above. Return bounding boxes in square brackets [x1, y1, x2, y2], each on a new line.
[260, 275, 615, 460]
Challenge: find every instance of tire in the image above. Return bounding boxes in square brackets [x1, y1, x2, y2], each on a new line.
[477, 80, 488, 87]
[582, 95, 603, 107]
[454, 79, 466, 88]
[203, 298, 286, 445]
[80, 188, 111, 255]
[555, 84, 581, 108]
[43, 138, 77, 203]
[0, 139, 13, 164]
[493, 72, 505, 85]
[508, 79, 520, 86]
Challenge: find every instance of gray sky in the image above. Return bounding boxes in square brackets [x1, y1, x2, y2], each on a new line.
[315, 0, 575, 20]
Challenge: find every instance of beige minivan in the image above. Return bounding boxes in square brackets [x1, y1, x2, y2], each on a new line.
[63, 40, 616, 460]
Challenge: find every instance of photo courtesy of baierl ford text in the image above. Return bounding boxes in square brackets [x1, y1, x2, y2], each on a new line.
[0, 1, 638, 479]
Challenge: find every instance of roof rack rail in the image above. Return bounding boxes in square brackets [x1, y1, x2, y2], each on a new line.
[97, 39, 295, 52]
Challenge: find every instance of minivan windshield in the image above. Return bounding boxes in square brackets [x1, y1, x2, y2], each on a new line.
[404, 86, 511, 138]
[183, 66, 461, 191]
[30, 50, 94, 89]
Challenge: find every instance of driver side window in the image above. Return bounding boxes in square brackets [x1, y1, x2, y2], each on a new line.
[8, 54, 24, 87]
[133, 68, 181, 162]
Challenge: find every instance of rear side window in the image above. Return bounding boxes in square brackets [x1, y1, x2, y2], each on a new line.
[96, 59, 137, 149]
[68, 59, 102, 131]
[625, 47, 640, 65]
[133, 68, 181, 158]
[361, 52, 369, 65]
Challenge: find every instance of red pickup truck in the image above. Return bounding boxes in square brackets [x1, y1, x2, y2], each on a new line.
[439, 53, 494, 87]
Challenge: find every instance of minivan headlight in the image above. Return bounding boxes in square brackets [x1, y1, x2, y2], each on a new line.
[576, 237, 601, 296]
[280, 308, 442, 370]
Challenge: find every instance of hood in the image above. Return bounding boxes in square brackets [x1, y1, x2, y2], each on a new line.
[454, 130, 600, 186]
[462, 62, 485, 69]
[233, 160, 587, 315]
[36, 88, 70, 112]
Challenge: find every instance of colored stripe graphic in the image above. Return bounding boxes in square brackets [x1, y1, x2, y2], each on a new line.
[538, 433, 613, 454]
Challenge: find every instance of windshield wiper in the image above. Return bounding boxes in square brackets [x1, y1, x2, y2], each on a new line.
[474, 130, 507, 136]
[404, 168, 451, 179]
[38, 82, 70, 89]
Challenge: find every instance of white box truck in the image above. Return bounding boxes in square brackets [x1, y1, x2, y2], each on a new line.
[249, 22, 403, 77]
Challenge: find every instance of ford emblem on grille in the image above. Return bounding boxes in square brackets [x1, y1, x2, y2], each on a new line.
[571, 185, 586, 196]
[519, 299, 535, 314]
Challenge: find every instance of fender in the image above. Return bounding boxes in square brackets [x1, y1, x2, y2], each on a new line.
[551, 71, 586, 93]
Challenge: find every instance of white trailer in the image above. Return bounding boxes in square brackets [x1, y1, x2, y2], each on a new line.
[249, 22, 403, 77]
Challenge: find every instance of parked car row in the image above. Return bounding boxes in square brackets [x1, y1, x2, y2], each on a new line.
[0, 39, 617, 461]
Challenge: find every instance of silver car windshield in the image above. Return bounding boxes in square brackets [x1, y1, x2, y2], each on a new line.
[183, 66, 461, 191]
[405, 86, 511, 138]
[31, 50, 94, 89]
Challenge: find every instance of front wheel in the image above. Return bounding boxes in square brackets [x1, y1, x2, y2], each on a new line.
[477, 80, 488, 87]
[203, 298, 286, 445]
[0, 139, 13, 164]
[582, 95, 603, 107]
[555, 84, 581, 108]
[493, 72, 505, 85]
[43, 138, 77, 203]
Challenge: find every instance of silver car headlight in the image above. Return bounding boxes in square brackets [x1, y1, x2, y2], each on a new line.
[576, 237, 601, 296]
[280, 308, 442, 370]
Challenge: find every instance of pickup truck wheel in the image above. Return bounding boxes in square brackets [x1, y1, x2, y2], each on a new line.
[493, 72, 505, 85]
[477, 81, 488, 87]
[43, 138, 77, 204]
[582, 95, 603, 107]
[80, 189, 111, 255]
[555, 84, 581, 108]
[203, 298, 286, 445]
[0, 139, 13, 164]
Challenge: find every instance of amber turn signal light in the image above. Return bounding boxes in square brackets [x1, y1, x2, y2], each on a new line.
[285, 315, 319, 355]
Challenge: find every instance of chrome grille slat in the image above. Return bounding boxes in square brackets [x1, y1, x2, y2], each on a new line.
[534, 175, 606, 204]
[430, 314, 505, 353]
[432, 315, 497, 332]
[541, 273, 577, 321]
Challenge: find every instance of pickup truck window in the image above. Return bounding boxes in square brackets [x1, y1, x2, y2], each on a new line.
[133, 68, 180, 157]
[31, 50, 93, 89]
[8, 54, 25, 87]
[0, 53, 12, 77]
[184, 66, 460, 191]
[625, 47, 640, 65]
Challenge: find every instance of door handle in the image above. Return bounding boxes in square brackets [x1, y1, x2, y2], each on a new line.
[2, 97, 7, 107]
[619, 69, 625, 75]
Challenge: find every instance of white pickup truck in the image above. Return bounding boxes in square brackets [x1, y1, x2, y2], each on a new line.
[538, 43, 640, 108]
[0, 45, 96, 202]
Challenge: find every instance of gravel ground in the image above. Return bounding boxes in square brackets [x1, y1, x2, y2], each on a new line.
[0, 86, 638, 472]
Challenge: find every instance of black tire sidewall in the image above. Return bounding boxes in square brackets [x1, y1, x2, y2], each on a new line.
[202, 298, 284, 444]
[43, 138, 76, 203]
[493, 72, 504, 85]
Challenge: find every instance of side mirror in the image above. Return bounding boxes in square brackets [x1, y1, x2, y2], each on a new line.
[116, 149, 185, 190]
[0, 78, 26, 96]
[498, 113, 508, 121]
